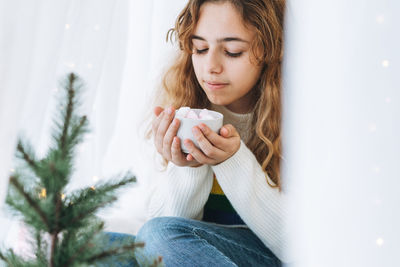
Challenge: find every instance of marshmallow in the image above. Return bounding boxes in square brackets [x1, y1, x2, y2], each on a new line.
[200, 114, 214, 120]
[199, 109, 210, 119]
[176, 107, 215, 120]
[186, 110, 199, 119]
[175, 106, 190, 118]
[199, 109, 214, 119]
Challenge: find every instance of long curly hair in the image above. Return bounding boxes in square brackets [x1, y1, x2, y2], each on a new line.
[152, 0, 285, 189]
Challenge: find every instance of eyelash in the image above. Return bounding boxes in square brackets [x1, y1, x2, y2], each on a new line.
[194, 48, 243, 58]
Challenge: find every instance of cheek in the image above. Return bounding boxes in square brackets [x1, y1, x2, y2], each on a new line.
[192, 56, 201, 71]
[231, 60, 255, 78]
[233, 63, 261, 88]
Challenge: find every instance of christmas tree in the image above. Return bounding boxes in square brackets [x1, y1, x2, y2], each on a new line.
[0, 73, 161, 266]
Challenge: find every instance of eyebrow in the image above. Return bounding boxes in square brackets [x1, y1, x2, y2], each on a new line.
[191, 35, 249, 43]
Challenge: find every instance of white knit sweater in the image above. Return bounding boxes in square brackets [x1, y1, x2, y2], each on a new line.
[146, 105, 290, 263]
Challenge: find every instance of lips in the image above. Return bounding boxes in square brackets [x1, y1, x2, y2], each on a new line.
[205, 81, 229, 90]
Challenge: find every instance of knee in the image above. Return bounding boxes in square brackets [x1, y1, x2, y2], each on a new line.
[135, 217, 192, 264]
[136, 216, 190, 244]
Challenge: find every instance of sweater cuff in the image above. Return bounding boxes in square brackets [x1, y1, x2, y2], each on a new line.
[154, 163, 212, 218]
[167, 163, 209, 181]
[212, 140, 252, 173]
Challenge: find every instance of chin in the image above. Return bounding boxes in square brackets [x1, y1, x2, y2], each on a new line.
[205, 93, 228, 105]
[208, 98, 230, 106]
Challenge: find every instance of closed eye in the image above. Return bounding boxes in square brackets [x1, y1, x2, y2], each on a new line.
[225, 51, 242, 58]
[195, 48, 208, 54]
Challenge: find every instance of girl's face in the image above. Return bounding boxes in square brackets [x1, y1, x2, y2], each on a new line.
[191, 2, 262, 114]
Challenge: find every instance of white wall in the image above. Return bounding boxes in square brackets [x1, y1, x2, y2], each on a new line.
[284, 1, 400, 266]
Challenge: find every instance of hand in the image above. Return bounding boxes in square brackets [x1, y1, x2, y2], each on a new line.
[152, 106, 202, 167]
[184, 123, 241, 165]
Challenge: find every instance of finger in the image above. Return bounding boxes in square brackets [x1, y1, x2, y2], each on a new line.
[154, 106, 164, 116]
[152, 109, 164, 133]
[152, 106, 166, 134]
[153, 111, 165, 153]
[220, 126, 229, 137]
[163, 118, 180, 159]
[186, 153, 194, 161]
[219, 124, 239, 138]
[197, 123, 228, 149]
[171, 137, 187, 165]
[185, 154, 203, 167]
[183, 139, 212, 164]
[157, 106, 175, 135]
[155, 107, 175, 152]
[192, 126, 224, 159]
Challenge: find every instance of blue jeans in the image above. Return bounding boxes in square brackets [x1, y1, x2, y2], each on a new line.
[134, 216, 282, 267]
[101, 232, 139, 267]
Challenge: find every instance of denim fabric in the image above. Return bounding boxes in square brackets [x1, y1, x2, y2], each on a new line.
[101, 232, 139, 267]
[134, 216, 282, 267]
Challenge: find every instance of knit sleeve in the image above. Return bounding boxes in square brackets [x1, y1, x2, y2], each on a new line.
[147, 163, 214, 220]
[211, 140, 291, 263]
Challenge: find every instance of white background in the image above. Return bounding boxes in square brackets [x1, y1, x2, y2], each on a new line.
[283, 0, 400, 266]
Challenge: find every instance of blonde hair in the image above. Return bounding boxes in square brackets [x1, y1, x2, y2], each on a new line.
[151, 0, 285, 189]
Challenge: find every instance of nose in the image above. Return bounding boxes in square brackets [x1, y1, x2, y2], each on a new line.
[205, 49, 223, 74]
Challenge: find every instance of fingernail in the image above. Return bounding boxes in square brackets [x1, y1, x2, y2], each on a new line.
[199, 124, 206, 131]
[166, 107, 173, 115]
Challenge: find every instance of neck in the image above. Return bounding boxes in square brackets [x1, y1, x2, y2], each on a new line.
[225, 103, 252, 114]
[225, 88, 257, 114]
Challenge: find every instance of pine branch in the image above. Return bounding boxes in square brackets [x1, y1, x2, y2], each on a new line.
[17, 141, 38, 171]
[50, 233, 58, 267]
[68, 115, 88, 146]
[85, 243, 145, 264]
[62, 175, 135, 228]
[69, 174, 136, 208]
[68, 196, 117, 227]
[60, 74, 76, 155]
[62, 221, 105, 267]
[34, 231, 47, 264]
[150, 256, 164, 267]
[9, 176, 49, 229]
[49, 195, 61, 267]
[0, 251, 9, 264]
[0, 249, 27, 267]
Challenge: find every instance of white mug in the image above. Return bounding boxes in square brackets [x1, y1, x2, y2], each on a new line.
[175, 109, 223, 153]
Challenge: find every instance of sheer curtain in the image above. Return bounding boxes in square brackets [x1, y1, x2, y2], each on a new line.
[0, 0, 186, 248]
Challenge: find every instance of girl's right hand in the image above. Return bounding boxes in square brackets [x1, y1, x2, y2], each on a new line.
[152, 106, 202, 167]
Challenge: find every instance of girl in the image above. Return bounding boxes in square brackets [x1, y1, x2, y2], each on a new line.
[136, 0, 289, 266]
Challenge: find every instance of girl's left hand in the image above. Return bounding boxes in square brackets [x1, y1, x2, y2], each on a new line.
[184, 123, 241, 165]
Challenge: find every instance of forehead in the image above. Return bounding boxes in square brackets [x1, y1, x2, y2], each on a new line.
[193, 2, 255, 41]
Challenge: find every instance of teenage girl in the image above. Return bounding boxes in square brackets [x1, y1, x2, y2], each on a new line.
[136, 0, 289, 266]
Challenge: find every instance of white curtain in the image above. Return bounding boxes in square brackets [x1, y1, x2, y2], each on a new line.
[0, 0, 186, 249]
[284, 0, 400, 266]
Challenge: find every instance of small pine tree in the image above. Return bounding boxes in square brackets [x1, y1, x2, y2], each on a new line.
[0, 73, 161, 266]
